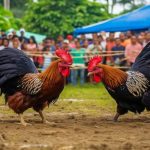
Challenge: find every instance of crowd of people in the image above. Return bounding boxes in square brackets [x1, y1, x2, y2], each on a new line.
[0, 29, 150, 85]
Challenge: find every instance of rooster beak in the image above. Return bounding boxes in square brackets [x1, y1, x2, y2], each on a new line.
[70, 65, 74, 69]
[87, 72, 93, 76]
[59, 63, 72, 67]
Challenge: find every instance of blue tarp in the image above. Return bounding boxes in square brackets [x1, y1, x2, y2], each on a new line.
[74, 5, 150, 36]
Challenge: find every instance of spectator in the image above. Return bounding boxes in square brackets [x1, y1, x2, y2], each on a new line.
[19, 28, 28, 45]
[12, 35, 21, 50]
[92, 33, 98, 40]
[119, 33, 126, 47]
[12, 29, 17, 36]
[42, 46, 53, 70]
[67, 35, 76, 49]
[7, 33, 13, 48]
[26, 36, 40, 67]
[80, 34, 86, 46]
[43, 37, 56, 54]
[82, 39, 89, 49]
[62, 39, 71, 51]
[71, 41, 86, 85]
[137, 35, 145, 46]
[144, 32, 150, 46]
[26, 36, 38, 52]
[124, 31, 132, 46]
[105, 34, 115, 64]
[125, 36, 143, 66]
[2, 38, 9, 48]
[57, 35, 64, 48]
[1, 31, 7, 38]
[98, 35, 106, 52]
[112, 38, 125, 65]
[87, 39, 102, 55]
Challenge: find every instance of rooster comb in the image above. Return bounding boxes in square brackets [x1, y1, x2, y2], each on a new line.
[55, 49, 72, 64]
[88, 56, 102, 71]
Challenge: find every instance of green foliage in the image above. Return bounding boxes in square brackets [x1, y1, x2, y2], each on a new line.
[0, 5, 22, 31]
[24, 0, 111, 37]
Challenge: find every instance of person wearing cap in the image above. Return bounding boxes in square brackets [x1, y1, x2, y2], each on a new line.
[62, 39, 71, 51]
[67, 35, 76, 49]
[19, 28, 28, 44]
[7, 32, 13, 48]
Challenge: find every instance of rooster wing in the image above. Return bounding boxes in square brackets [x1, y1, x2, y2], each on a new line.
[0, 48, 37, 86]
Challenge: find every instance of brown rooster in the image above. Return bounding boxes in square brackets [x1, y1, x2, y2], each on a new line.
[0, 48, 72, 126]
[87, 43, 150, 121]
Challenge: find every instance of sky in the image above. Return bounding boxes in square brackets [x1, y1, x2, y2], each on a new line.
[96, 0, 150, 14]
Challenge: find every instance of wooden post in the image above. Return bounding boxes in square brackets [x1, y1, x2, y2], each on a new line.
[4, 0, 10, 10]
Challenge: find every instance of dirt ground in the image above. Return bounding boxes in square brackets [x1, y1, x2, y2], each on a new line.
[0, 111, 150, 150]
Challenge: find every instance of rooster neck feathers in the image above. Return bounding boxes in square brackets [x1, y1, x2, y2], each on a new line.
[19, 60, 64, 95]
[39, 59, 63, 84]
[99, 64, 127, 89]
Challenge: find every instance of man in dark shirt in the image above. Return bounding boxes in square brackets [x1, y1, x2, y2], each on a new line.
[19, 28, 28, 44]
[112, 38, 125, 66]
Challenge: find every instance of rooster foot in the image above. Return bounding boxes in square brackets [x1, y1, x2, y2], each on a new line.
[17, 122, 32, 126]
[105, 117, 117, 122]
[19, 114, 32, 126]
[143, 120, 150, 123]
[113, 113, 120, 122]
[21, 122, 32, 126]
[42, 120, 57, 126]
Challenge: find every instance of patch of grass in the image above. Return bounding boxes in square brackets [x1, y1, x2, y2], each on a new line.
[0, 83, 116, 116]
[46, 83, 116, 115]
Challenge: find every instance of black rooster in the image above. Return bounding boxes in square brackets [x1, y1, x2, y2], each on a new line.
[88, 42, 150, 121]
[0, 48, 72, 126]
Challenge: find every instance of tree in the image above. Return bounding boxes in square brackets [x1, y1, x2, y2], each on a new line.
[0, 0, 28, 18]
[0, 5, 22, 31]
[24, 0, 111, 37]
[118, 0, 146, 11]
[118, 0, 145, 14]
[10, 0, 28, 18]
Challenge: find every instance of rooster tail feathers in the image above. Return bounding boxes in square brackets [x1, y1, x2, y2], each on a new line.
[132, 42, 150, 79]
[135, 42, 150, 59]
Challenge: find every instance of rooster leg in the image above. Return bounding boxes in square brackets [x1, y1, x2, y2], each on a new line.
[38, 110, 56, 126]
[19, 114, 31, 126]
[113, 112, 120, 122]
[38, 110, 49, 124]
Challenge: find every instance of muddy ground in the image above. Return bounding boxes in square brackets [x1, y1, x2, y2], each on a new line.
[0, 111, 149, 150]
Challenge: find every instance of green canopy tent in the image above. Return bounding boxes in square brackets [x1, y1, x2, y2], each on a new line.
[7, 29, 46, 43]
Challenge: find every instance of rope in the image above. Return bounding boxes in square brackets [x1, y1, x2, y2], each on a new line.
[24, 51, 128, 70]
[26, 52, 124, 58]
[25, 50, 125, 54]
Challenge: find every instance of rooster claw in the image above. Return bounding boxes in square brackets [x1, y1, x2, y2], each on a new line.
[106, 117, 118, 122]
[143, 120, 150, 123]
[43, 120, 57, 126]
[17, 122, 32, 126]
